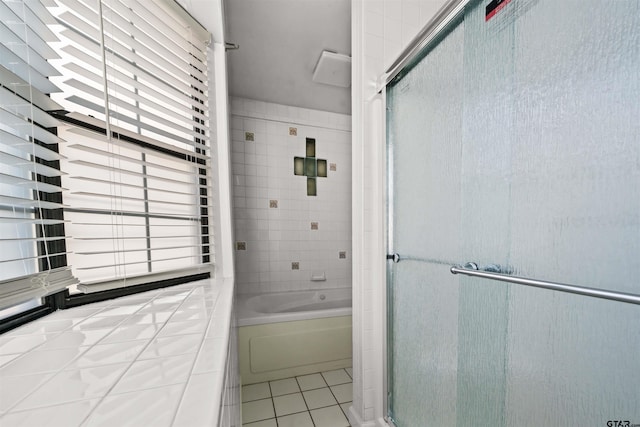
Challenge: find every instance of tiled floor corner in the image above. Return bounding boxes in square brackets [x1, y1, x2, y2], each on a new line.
[241, 368, 353, 427]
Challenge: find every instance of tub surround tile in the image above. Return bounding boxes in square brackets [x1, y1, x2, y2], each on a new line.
[0, 372, 54, 412]
[296, 373, 327, 391]
[303, 387, 337, 410]
[0, 398, 100, 427]
[110, 354, 194, 394]
[66, 341, 147, 369]
[242, 398, 275, 424]
[6, 319, 75, 336]
[0, 347, 88, 377]
[0, 354, 20, 369]
[122, 312, 173, 325]
[15, 363, 130, 410]
[321, 369, 352, 386]
[231, 97, 352, 295]
[269, 377, 300, 396]
[99, 324, 160, 344]
[138, 334, 202, 359]
[83, 384, 184, 427]
[0, 334, 51, 355]
[167, 372, 221, 427]
[277, 410, 314, 427]
[156, 319, 207, 337]
[71, 315, 130, 331]
[0, 279, 234, 425]
[272, 392, 307, 417]
[310, 404, 350, 427]
[91, 305, 143, 317]
[39, 329, 113, 350]
[242, 382, 271, 402]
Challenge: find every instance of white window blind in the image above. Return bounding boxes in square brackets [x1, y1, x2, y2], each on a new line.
[59, 122, 211, 289]
[46, 0, 213, 290]
[49, 0, 209, 150]
[0, 0, 76, 310]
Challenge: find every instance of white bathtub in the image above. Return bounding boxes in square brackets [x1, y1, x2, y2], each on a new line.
[236, 287, 352, 326]
[236, 288, 352, 384]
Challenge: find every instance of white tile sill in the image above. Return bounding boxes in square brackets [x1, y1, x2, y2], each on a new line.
[0, 276, 235, 427]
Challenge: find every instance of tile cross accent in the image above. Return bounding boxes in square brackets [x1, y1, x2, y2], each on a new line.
[294, 138, 327, 196]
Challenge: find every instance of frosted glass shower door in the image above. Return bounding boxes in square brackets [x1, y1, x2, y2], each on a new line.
[387, 0, 640, 426]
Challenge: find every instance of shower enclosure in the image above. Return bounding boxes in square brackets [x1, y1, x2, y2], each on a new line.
[385, 0, 640, 425]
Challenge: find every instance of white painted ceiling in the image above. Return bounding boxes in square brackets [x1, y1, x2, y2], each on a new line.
[222, 0, 352, 115]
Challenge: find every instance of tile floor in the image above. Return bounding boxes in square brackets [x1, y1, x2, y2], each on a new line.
[242, 368, 353, 427]
[0, 279, 236, 427]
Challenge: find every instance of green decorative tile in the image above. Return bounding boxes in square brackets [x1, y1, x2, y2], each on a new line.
[317, 159, 327, 177]
[294, 157, 305, 175]
[306, 138, 316, 157]
[305, 158, 316, 177]
[307, 178, 317, 196]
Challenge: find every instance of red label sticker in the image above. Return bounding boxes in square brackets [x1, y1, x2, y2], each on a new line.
[485, 0, 512, 21]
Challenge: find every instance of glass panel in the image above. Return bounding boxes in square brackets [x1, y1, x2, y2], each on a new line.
[387, 21, 465, 426]
[387, 0, 640, 425]
[499, 0, 640, 423]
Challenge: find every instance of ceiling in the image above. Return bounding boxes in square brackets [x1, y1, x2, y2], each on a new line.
[221, 0, 352, 115]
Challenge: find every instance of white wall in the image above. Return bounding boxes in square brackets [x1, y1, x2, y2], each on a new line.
[350, 0, 448, 426]
[229, 97, 352, 294]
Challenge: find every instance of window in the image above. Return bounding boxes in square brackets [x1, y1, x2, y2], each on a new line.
[0, 0, 212, 309]
[0, 0, 76, 310]
[48, 0, 212, 291]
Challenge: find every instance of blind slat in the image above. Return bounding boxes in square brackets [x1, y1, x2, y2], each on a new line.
[0, 21, 61, 76]
[0, 65, 63, 111]
[118, 0, 208, 58]
[70, 191, 200, 208]
[65, 95, 204, 148]
[0, 44, 60, 94]
[0, 150, 63, 178]
[102, 0, 206, 82]
[66, 143, 199, 175]
[0, 86, 61, 129]
[68, 159, 205, 187]
[0, 108, 65, 146]
[60, 52, 208, 122]
[0, 194, 65, 210]
[74, 254, 203, 270]
[0, 172, 64, 194]
[2, 0, 58, 42]
[75, 244, 201, 255]
[63, 122, 209, 161]
[0, 129, 64, 162]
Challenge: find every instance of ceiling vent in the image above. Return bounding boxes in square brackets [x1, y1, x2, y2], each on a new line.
[312, 50, 351, 88]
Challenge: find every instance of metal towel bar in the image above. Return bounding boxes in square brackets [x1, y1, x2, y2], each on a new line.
[450, 264, 640, 305]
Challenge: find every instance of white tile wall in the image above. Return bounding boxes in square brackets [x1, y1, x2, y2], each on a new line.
[351, 0, 448, 426]
[230, 97, 352, 295]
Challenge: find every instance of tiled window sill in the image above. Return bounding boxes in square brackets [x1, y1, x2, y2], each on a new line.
[0, 277, 234, 427]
